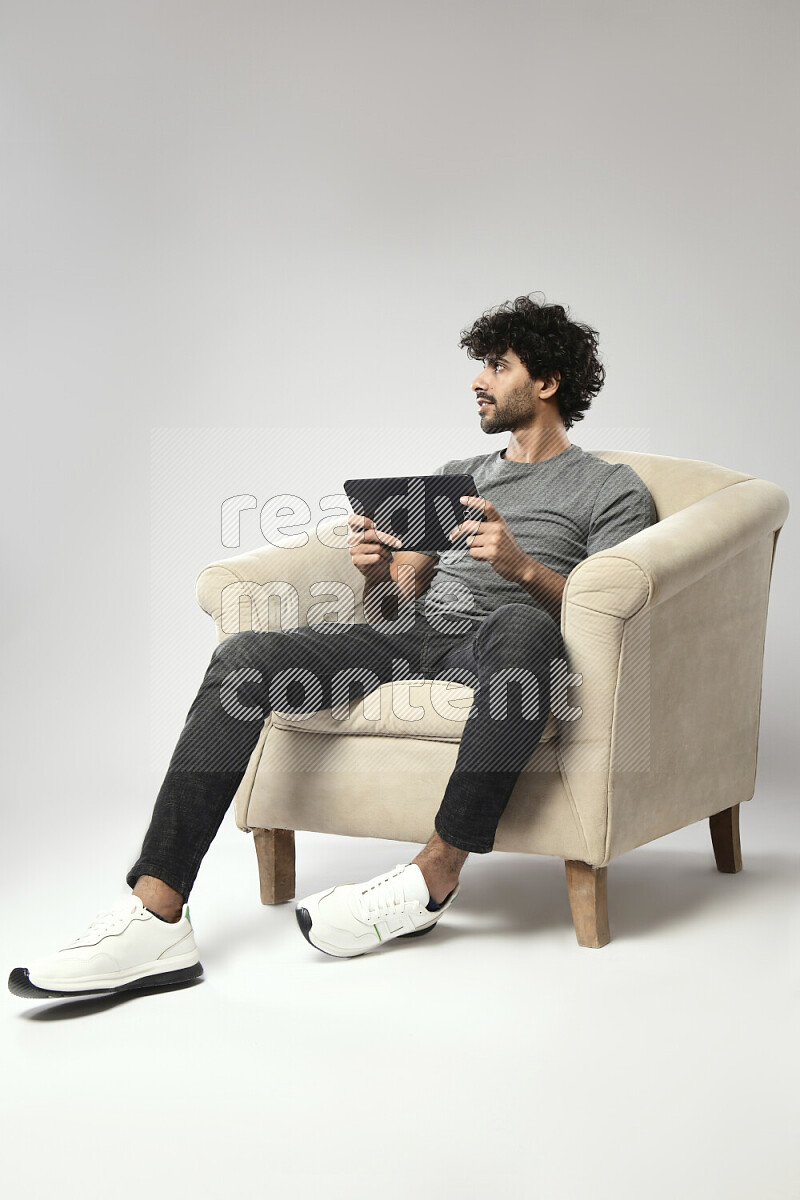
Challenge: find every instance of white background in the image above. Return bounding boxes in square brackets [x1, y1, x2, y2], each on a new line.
[1, 3, 797, 1198]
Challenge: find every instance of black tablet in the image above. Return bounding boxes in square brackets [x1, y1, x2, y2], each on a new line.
[343, 473, 486, 554]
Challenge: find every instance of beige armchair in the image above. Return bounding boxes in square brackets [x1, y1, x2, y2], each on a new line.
[195, 451, 789, 947]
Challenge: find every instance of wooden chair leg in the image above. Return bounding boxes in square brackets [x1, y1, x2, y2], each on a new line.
[253, 828, 296, 904]
[565, 860, 611, 948]
[709, 804, 742, 873]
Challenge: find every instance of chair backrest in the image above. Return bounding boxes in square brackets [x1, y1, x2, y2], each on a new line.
[585, 450, 754, 521]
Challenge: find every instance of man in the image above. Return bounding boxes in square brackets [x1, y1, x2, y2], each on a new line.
[9, 294, 657, 997]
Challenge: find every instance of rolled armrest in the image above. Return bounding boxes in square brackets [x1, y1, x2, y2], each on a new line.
[563, 477, 789, 622]
[196, 544, 301, 618]
[195, 516, 365, 633]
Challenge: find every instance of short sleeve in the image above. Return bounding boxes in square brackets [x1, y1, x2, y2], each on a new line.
[587, 466, 658, 557]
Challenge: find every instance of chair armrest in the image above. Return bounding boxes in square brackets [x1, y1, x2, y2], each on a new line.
[554, 476, 789, 865]
[562, 477, 790, 625]
[195, 516, 366, 637]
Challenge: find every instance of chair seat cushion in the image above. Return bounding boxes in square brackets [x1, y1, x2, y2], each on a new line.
[271, 678, 559, 744]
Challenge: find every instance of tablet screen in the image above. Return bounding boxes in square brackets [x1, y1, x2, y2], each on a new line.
[343, 473, 485, 554]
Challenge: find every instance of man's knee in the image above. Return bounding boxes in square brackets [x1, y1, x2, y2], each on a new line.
[477, 603, 563, 659]
[471, 606, 564, 723]
[211, 629, 285, 668]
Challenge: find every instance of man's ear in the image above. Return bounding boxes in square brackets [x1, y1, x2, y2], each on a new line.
[539, 371, 561, 400]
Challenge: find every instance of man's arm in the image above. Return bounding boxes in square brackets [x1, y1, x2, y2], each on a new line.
[587, 467, 657, 556]
[516, 558, 567, 624]
[362, 550, 438, 607]
[448, 496, 567, 623]
[348, 507, 439, 621]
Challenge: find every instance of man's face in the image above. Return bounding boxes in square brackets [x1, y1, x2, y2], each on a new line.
[471, 347, 557, 434]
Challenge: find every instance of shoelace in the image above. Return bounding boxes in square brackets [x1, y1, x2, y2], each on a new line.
[355, 864, 414, 923]
[69, 899, 143, 945]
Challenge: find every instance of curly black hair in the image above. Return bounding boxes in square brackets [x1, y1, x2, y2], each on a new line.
[459, 293, 605, 430]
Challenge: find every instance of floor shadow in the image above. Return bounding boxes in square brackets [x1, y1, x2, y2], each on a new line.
[451, 847, 798, 940]
[198, 908, 280, 964]
[83, 847, 795, 975]
[17, 976, 204, 1021]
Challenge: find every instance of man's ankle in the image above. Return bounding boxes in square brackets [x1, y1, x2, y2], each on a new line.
[132, 875, 184, 923]
[419, 871, 459, 906]
[412, 833, 469, 904]
[412, 858, 461, 905]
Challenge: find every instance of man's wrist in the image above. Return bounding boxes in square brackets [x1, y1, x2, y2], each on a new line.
[517, 554, 565, 621]
[518, 554, 539, 589]
[362, 564, 402, 622]
[363, 564, 396, 594]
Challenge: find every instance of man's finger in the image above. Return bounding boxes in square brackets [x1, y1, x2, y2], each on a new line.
[348, 512, 377, 532]
[448, 520, 485, 540]
[351, 545, 391, 561]
[459, 494, 490, 514]
[365, 526, 402, 547]
[374, 527, 403, 548]
[348, 519, 402, 548]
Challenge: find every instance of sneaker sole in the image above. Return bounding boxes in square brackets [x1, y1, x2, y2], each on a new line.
[295, 906, 438, 958]
[7, 961, 204, 1000]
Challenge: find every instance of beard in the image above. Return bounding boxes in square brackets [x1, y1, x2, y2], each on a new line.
[479, 381, 537, 433]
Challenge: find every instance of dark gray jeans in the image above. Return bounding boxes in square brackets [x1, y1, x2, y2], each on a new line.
[127, 602, 565, 899]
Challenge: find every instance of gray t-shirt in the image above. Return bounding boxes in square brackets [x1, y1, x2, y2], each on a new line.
[413, 442, 657, 631]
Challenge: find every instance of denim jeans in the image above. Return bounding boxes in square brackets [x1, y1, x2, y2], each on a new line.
[126, 602, 565, 899]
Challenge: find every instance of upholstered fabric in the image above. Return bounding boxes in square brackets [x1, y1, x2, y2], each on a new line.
[269, 678, 560, 744]
[194, 450, 789, 868]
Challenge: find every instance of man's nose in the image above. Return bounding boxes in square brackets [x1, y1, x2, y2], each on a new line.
[472, 369, 489, 392]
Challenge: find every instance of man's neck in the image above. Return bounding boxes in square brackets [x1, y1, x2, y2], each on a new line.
[501, 426, 572, 464]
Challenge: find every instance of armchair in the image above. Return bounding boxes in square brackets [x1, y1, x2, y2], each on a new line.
[195, 451, 789, 947]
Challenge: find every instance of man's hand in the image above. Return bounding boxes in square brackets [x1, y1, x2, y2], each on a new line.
[448, 495, 567, 620]
[347, 513, 403, 584]
[447, 496, 530, 584]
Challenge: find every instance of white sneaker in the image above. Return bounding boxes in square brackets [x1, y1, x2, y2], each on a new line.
[8, 895, 203, 999]
[295, 862, 459, 958]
